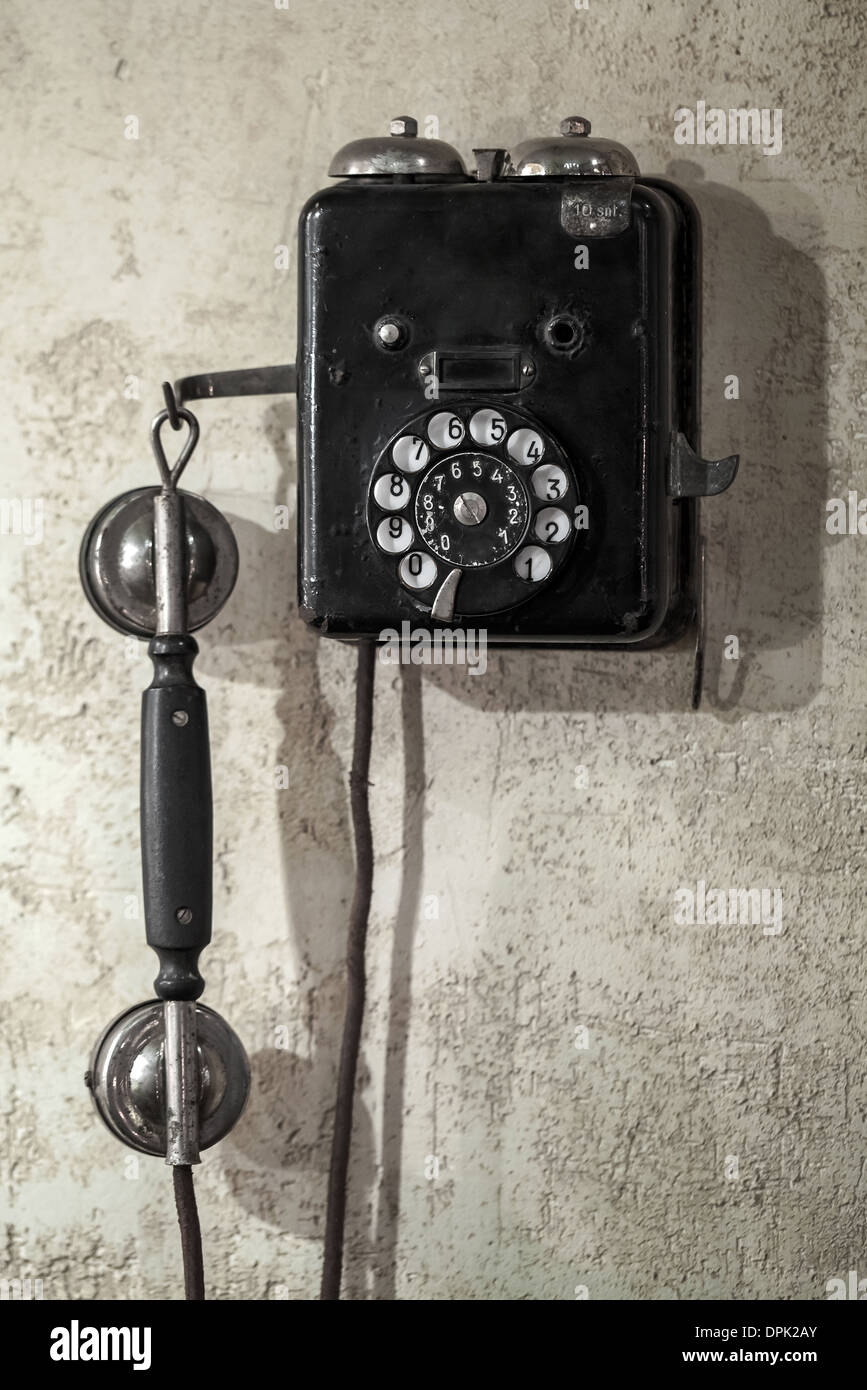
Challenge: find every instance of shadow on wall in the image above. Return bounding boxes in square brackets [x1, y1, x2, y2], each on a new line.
[205, 399, 373, 1250]
[423, 166, 826, 717]
[207, 402, 426, 1297]
[683, 161, 826, 717]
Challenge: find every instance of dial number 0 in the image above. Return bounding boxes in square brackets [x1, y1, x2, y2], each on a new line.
[399, 551, 438, 589]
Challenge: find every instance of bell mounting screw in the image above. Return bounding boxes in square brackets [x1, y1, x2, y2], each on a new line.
[389, 116, 418, 137]
[560, 116, 592, 136]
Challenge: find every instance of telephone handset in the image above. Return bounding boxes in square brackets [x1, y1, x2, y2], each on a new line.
[81, 406, 249, 1299]
[80, 116, 739, 1301]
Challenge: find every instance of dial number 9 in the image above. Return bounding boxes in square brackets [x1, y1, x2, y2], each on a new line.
[376, 515, 414, 553]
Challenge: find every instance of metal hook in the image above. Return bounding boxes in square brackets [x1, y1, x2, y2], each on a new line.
[162, 380, 183, 430]
[151, 406, 200, 491]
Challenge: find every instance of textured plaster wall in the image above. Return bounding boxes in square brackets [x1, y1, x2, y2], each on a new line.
[0, 0, 864, 1301]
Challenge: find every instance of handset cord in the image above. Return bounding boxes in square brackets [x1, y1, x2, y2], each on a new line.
[173, 1163, 205, 1300]
[320, 640, 377, 1299]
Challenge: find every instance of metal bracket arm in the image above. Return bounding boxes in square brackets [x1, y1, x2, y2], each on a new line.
[174, 365, 296, 404]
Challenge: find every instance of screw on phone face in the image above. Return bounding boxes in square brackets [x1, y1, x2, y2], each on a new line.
[377, 321, 401, 346]
[175, 906, 193, 925]
[375, 317, 408, 351]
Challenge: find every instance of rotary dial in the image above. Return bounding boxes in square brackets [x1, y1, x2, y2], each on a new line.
[415, 452, 529, 567]
[367, 402, 579, 619]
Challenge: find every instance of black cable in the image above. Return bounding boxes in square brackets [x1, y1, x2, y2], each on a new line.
[173, 1163, 205, 1300]
[320, 640, 376, 1300]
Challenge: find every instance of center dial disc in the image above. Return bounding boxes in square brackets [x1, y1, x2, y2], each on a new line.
[415, 452, 529, 567]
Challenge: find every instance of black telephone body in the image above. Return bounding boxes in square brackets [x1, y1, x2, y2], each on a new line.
[295, 119, 738, 647]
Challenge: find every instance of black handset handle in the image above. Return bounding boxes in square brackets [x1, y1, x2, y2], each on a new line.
[141, 633, 212, 1000]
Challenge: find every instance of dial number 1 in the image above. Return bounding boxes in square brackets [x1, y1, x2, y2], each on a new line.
[513, 545, 552, 582]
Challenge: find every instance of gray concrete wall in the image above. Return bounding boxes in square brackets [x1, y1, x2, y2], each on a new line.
[0, 0, 864, 1300]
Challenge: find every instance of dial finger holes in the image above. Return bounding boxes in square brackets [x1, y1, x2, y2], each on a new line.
[530, 463, 568, 502]
[428, 412, 465, 449]
[534, 506, 570, 544]
[373, 473, 410, 511]
[513, 545, 552, 583]
[508, 429, 545, 466]
[376, 515, 414, 554]
[469, 409, 507, 446]
[392, 435, 430, 473]
[399, 551, 438, 590]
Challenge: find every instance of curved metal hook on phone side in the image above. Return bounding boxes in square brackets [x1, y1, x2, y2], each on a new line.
[151, 405, 200, 492]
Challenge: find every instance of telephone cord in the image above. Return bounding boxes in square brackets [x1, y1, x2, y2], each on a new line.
[320, 640, 376, 1299]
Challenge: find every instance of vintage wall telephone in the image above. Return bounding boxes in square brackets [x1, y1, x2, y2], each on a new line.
[79, 117, 738, 1300]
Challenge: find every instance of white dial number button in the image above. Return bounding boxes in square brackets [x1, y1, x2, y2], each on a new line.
[399, 551, 438, 590]
[513, 545, 552, 583]
[373, 473, 411, 511]
[531, 463, 568, 502]
[508, 429, 545, 466]
[534, 507, 571, 544]
[469, 409, 507, 446]
[376, 516, 414, 554]
[428, 412, 465, 449]
[392, 435, 430, 473]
